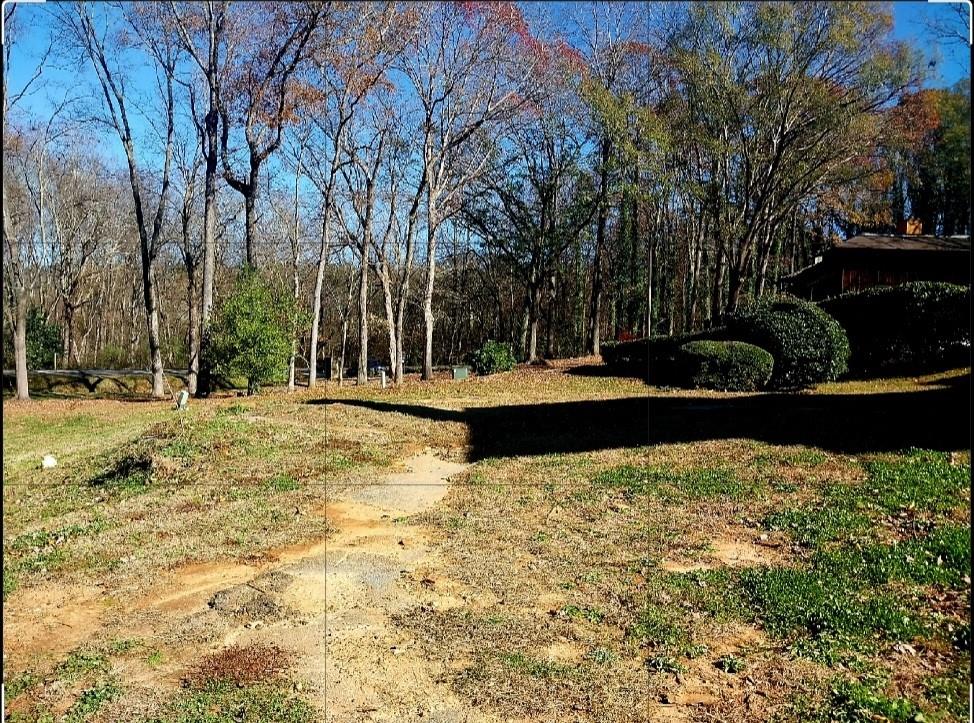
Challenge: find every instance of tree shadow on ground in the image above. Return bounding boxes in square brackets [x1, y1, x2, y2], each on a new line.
[313, 376, 968, 461]
[649, 380, 969, 454]
[313, 397, 649, 461]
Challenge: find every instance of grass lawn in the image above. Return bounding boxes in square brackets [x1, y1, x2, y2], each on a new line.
[2, 361, 970, 722]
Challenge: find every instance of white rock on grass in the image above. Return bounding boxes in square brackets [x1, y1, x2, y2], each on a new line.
[41, 455, 57, 469]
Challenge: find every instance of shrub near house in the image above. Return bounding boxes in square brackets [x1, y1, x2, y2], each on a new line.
[728, 297, 850, 390]
[820, 281, 970, 376]
[675, 340, 773, 391]
[602, 297, 850, 391]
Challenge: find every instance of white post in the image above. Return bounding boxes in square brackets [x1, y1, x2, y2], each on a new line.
[380, 370, 386, 389]
[53, 352, 57, 371]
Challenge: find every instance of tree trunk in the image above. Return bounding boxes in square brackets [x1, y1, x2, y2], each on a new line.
[421, 210, 437, 381]
[244, 170, 257, 267]
[186, 259, 199, 395]
[309, 213, 329, 388]
[378, 259, 397, 378]
[197, 108, 218, 398]
[587, 143, 610, 356]
[63, 302, 76, 367]
[527, 279, 541, 363]
[142, 263, 165, 398]
[357, 241, 369, 386]
[13, 295, 29, 400]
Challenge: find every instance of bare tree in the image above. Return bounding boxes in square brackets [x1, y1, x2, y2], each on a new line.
[400, 2, 531, 380]
[3, 4, 53, 399]
[216, 2, 323, 267]
[303, 2, 405, 387]
[60, 2, 179, 398]
[167, 0, 229, 396]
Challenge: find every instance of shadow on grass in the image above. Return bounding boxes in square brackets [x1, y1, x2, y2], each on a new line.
[649, 381, 969, 453]
[313, 397, 649, 461]
[313, 376, 968, 460]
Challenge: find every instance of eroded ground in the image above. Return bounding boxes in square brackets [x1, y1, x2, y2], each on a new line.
[2, 362, 970, 721]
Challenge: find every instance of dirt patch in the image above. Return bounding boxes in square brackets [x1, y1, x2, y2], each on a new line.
[1, 583, 107, 661]
[143, 560, 260, 615]
[653, 624, 775, 721]
[661, 530, 787, 572]
[344, 449, 469, 515]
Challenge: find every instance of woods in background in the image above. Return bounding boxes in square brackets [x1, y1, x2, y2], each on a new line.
[3, 1, 970, 399]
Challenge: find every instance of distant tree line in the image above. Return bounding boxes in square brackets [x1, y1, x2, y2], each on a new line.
[3, 1, 969, 399]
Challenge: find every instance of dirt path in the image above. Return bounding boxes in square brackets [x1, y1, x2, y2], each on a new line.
[201, 448, 484, 722]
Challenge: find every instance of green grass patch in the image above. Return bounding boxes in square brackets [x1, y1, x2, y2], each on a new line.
[924, 661, 971, 720]
[151, 680, 315, 723]
[755, 448, 828, 468]
[714, 654, 746, 673]
[795, 676, 924, 722]
[767, 449, 969, 548]
[765, 505, 871, 547]
[650, 466, 748, 500]
[4, 566, 18, 599]
[663, 568, 747, 622]
[630, 605, 688, 648]
[818, 525, 970, 588]
[161, 439, 197, 459]
[64, 680, 120, 723]
[586, 647, 616, 665]
[738, 565, 923, 648]
[591, 465, 647, 496]
[501, 652, 577, 679]
[593, 464, 750, 501]
[646, 654, 685, 674]
[4, 670, 39, 699]
[56, 649, 111, 680]
[862, 450, 968, 514]
[265, 474, 300, 492]
[106, 638, 142, 655]
[560, 604, 604, 624]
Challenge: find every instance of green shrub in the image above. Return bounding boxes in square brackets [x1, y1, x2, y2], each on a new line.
[470, 340, 516, 375]
[205, 268, 304, 395]
[601, 338, 647, 377]
[4, 308, 62, 369]
[820, 282, 970, 376]
[602, 329, 725, 382]
[729, 296, 849, 389]
[674, 340, 773, 391]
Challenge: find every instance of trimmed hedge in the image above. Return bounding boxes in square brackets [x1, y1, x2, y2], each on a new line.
[820, 282, 970, 376]
[600, 338, 648, 378]
[729, 296, 850, 390]
[602, 329, 724, 382]
[675, 340, 774, 391]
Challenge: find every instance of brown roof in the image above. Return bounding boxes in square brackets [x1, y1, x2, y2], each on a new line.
[836, 234, 971, 252]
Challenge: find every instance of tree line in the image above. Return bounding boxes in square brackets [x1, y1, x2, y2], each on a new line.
[3, 1, 970, 399]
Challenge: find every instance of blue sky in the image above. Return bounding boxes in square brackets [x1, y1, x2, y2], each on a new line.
[890, 0, 971, 87]
[3, 1, 971, 169]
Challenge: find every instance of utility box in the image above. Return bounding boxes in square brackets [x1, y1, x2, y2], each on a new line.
[452, 365, 469, 380]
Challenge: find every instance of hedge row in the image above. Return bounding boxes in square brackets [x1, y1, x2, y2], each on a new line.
[602, 283, 969, 391]
[820, 282, 970, 376]
[728, 297, 849, 389]
[674, 340, 774, 391]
